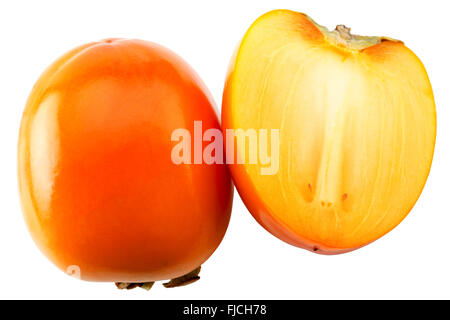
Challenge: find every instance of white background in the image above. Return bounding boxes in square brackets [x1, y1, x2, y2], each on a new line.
[0, 0, 449, 299]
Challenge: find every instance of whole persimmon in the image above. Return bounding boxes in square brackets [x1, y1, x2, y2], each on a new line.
[18, 39, 233, 288]
[222, 10, 436, 254]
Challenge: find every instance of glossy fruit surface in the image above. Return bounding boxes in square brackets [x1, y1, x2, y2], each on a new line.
[222, 10, 436, 254]
[18, 39, 233, 282]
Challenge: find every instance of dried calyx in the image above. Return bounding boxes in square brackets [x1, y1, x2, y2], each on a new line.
[305, 15, 399, 50]
[324, 24, 383, 50]
[115, 266, 201, 291]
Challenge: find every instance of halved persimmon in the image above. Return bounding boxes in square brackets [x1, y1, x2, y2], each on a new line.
[222, 10, 436, 254]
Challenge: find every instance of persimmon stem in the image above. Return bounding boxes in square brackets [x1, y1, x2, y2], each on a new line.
[335, 25, 352, 41]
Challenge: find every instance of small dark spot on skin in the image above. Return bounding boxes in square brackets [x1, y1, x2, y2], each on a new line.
[102, 38, 120, 44]
[308, 183, 313, 192]
[342, 193, 348, 201]
[313, 247, 319, 252]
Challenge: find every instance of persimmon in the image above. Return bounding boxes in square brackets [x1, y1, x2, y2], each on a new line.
[222, 10, 436, 254]
[18, 39, 233, 287]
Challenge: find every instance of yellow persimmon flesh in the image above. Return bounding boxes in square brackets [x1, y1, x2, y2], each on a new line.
[222, 10, 436, 254]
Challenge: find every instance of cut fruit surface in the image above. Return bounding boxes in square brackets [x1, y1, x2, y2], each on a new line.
[222, 10, 436, 253]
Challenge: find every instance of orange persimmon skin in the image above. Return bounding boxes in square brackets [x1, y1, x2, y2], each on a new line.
[18, 39, 233, 282]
